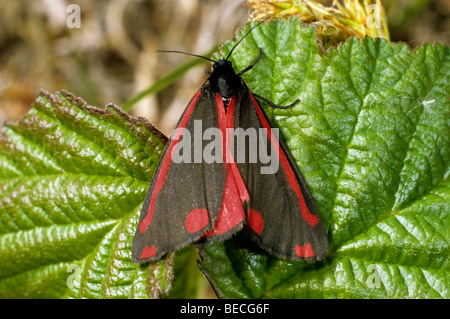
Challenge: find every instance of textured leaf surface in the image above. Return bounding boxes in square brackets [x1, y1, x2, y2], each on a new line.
[199, 18, 449, 299]
[0, 91, 172, 298]
[0, 18, 448, 299]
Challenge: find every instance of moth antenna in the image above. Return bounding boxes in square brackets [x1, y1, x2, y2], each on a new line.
[225, 18, 269, 61]
[156, 50, 215, 63]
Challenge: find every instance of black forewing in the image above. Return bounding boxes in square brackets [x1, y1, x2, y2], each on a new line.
[132, 86, 227, 263]
[232, 89, 328, 261]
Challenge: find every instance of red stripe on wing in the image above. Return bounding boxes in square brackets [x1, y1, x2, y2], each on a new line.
[248, 92, 318, 227]
[139, 90, 202, 233]
[225, 95, 250, 204]
[204, 171, 246, 236]
[204, 94, 247, 237]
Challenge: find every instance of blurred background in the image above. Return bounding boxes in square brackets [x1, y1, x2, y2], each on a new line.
[0, 0, 449, 136]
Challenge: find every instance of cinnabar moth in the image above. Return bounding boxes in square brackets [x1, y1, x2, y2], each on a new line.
[132, 21, 328, 263]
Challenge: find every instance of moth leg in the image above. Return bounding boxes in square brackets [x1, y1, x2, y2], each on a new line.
[238, 47, 263, 76]
[253, 94, 300, 109]
[239, 47, 299, 110]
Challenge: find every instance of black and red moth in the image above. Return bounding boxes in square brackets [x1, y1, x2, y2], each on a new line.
[132, 22, 328, 263]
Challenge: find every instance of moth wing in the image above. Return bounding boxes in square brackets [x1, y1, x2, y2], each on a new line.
[132, 88, 227, 263]
[233, 90, 328, 261]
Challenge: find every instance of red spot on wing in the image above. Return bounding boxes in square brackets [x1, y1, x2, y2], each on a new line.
[294, 243, 315, 258]
[249, 92, 318, 227]
[140, 245, 157, 259]
[248, 208, 264, 235]
[185, 209, 210, 233]
[139, 90, 202, 234]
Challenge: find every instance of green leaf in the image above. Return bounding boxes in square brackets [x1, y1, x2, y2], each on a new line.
[199, 18, 449, 299]
[0, 91, 170, 298]
[0, 18, 448, 299]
